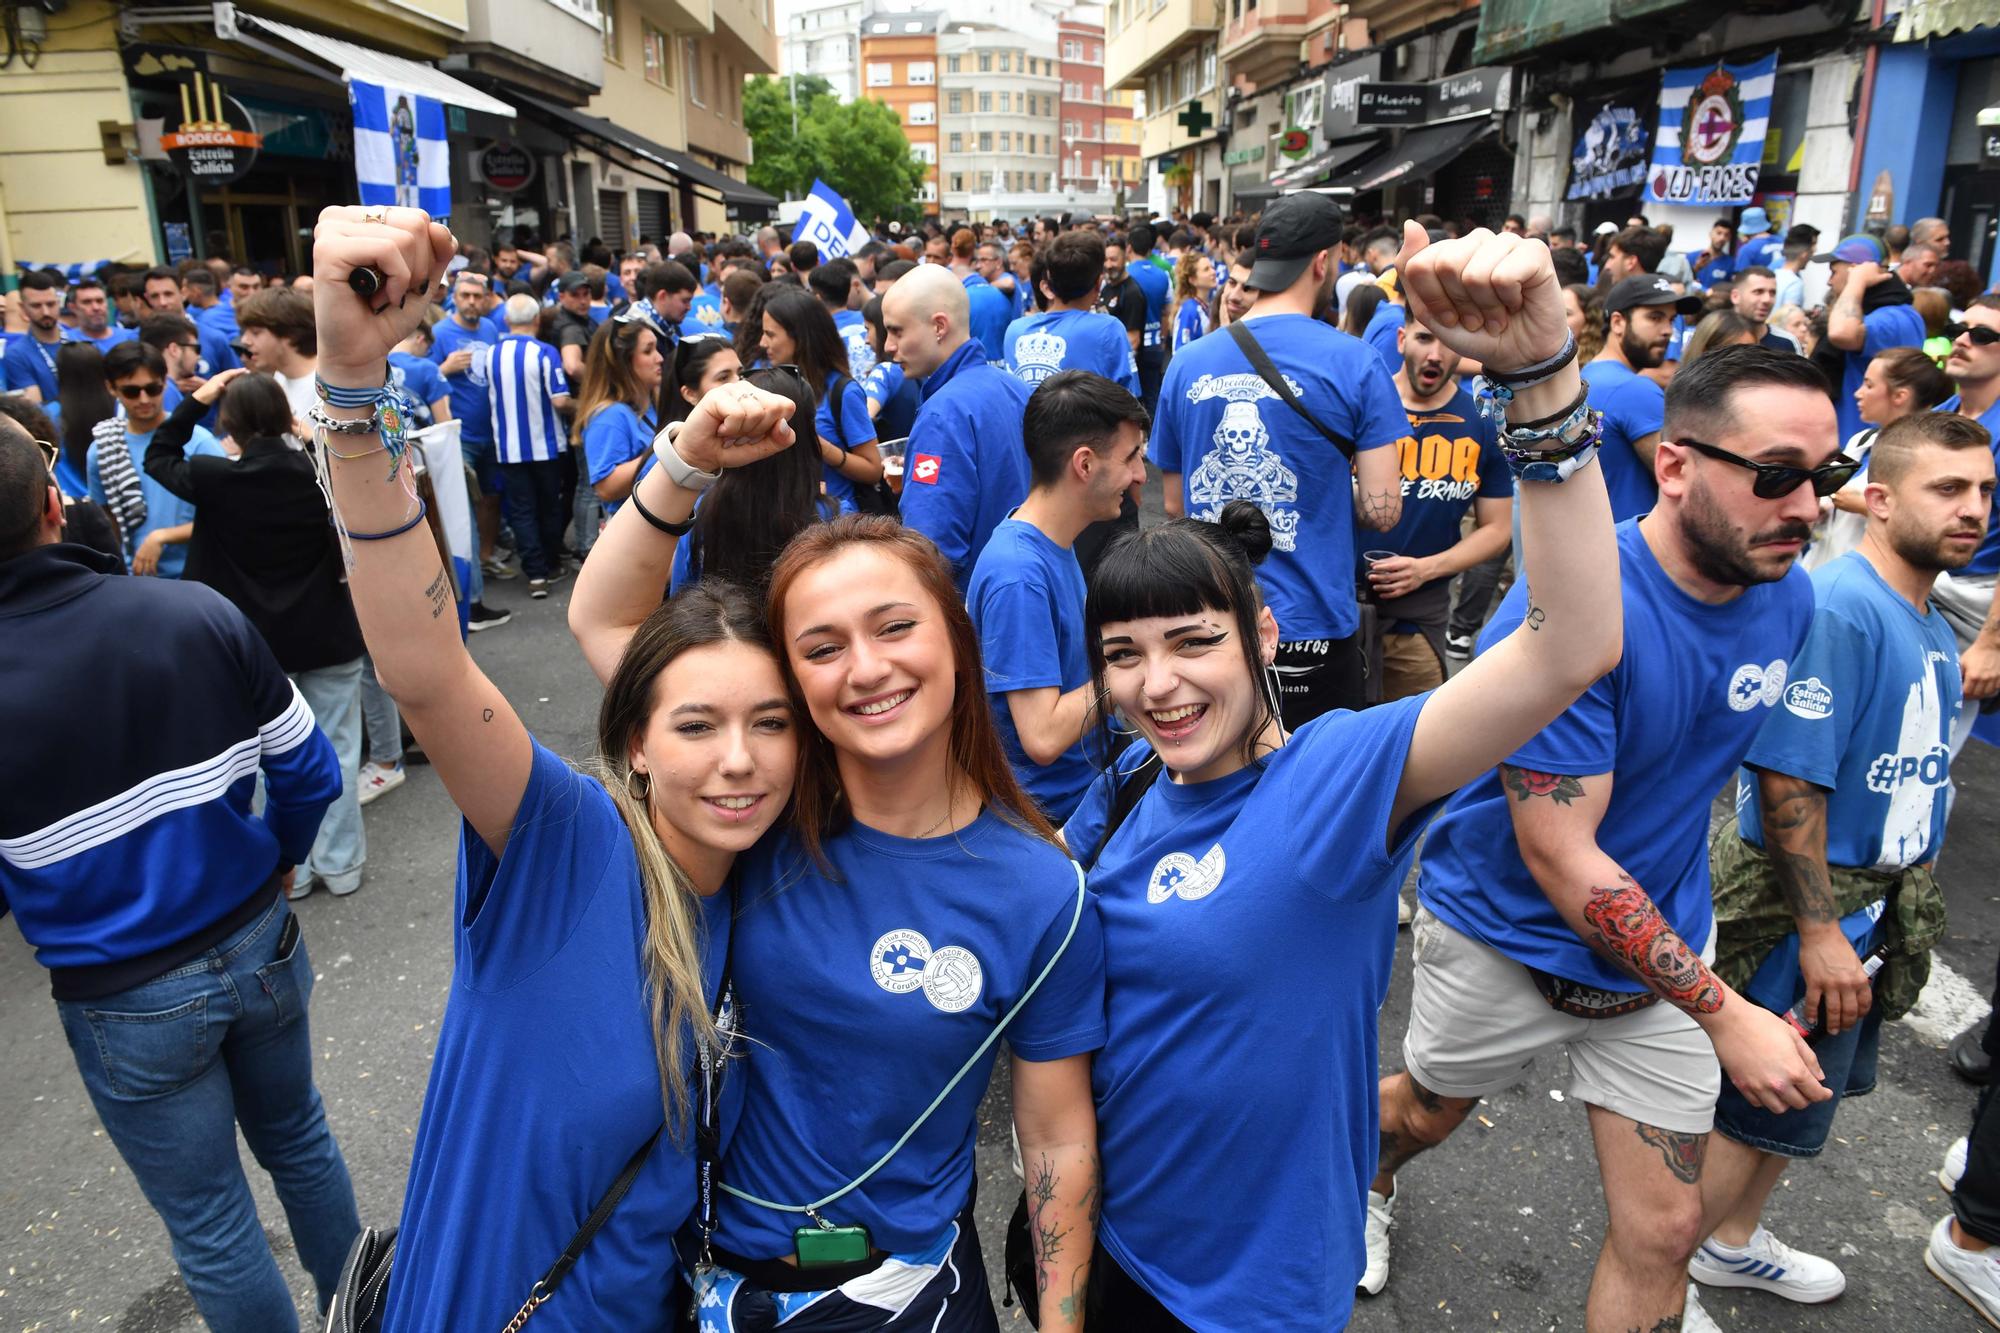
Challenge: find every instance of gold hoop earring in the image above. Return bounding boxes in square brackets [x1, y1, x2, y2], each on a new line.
[624, 768, 651, 801]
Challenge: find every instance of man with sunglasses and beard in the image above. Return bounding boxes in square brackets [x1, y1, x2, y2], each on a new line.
[85, 341, 223, 578]
[1933, 297, 2000, 754]
[1371, 347, 1850, 1333]
[1584, 274, 1704, 521]
[1693, 409, 1993, 1311]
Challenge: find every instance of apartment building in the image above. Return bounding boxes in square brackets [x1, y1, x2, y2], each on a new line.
[778, 0, 865, 102]
[1103, 0, 1223, 214]
[1057, 15, 1113, 212]
[860, 9, 943, 213]
[937, 9, 1063, 216]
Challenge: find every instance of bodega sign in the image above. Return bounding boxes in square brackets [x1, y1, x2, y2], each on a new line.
[1646, 51, 1776, 207]
[162, 70, 261, 185]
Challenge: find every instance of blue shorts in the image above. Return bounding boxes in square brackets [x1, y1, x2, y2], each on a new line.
[460, 434, 501, 496]
[1714, 1002, 1881, 1158]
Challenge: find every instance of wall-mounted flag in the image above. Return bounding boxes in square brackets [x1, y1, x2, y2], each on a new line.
[351, 79, 451, 219]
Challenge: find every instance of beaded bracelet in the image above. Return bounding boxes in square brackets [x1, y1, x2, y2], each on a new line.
[347, 499, 429, 542]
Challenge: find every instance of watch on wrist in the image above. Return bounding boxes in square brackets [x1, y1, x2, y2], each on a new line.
[651, 421, 721, 493]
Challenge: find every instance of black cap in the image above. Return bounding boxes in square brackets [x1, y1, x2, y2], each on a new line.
[556, 270, 590, 294]
[1247, 192, 1343, 293]
[1605, 274, 1702, 317]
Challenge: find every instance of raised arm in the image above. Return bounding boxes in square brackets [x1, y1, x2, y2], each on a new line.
[569, 387, 800, 684]
[145, 368, 247, 502]
[1507, 765, 1830, 1113]
[309, 205, 529, 855]
[1392, 224, 1622, 830]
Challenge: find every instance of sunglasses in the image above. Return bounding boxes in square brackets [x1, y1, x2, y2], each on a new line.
[1680, 440, 1861, 499]
[34, 438, 58, 476]
[116, 381, 167, 400]
[1946, 323, 2000, 347]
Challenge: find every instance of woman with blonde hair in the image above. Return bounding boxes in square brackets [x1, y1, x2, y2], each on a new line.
[1561, 282, 1606, 363]
[1170, 251, 1216, 352]
[1678, 308, 1757, 366]
[577, 311, 666, 511]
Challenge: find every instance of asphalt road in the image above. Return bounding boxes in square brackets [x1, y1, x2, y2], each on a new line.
[6, 521, 2000, 1332]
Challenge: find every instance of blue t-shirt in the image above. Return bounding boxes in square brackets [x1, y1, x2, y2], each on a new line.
[388, 351, 447, 428]
[1838, 305, 1926, 443]
[833, 308, 876, 378]
[1944, 392, 2000, 577]
[1367, 385, 1511, 562]
[1064, 697, 1434, 1331]
[429, 316, 497, 445]
[196, 318, 239, 375]
[1582, 359, 1665, 521]
[1690, 251, 1736, 288]
[1001, 308, 1140, 396]
[582, 403, 657, 513]
[384, 740, 736, 1333]
[814, 370, 877, 510]
[864, 360, 921, 442]
[1419, 519, 1816, 989]
[159, 380, 219, 436]
[86, 422, 225, 579]
[1738, 552, 1962, 870]
[716, 816, 1104, 1257]
[962, 274, 1014, 363]
[1150, 313, 1413, 641]
[3, 332, 69, 402]
[197, 300, 239, 346]
[1128, 260, 1170, 357]
[77, 327, 136, 355]
[1171, 296, 1210, 353]
[967, 518, 1100, 821]
[1365, 301, 1407, 375]
[900, 338, 1032, 589]
[680, 291, 731, 342]
[1736, 235, 1782, 272]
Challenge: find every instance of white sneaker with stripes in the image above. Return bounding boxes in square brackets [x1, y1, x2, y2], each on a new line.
[1945, 1136, 1970, 1193]
[1688, 1225, 1845, 1303]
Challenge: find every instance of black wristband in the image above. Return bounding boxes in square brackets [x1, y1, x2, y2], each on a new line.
[629, 485, 695, 537]
[1509, 384, 1591, 431]
[1484, 330, 1578, 386]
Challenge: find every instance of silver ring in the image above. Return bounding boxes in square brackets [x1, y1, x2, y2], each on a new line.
[361, 205, 388, 224]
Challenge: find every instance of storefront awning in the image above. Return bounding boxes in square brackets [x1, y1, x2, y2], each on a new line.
[521, 97, 778, 211]
[1895, 0, 1998, 40]
[1333, 119, 1493, 194]
[1270, 135, 1385, 190]
[239, 14, 516, 117]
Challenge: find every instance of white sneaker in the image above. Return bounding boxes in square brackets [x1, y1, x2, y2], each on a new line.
[1358, 1185, 1393, 1295]
[1397, 893, 1414, 926]
[1945, 1137, 1970, 1194]
[285, 872, 316, 901]
[1928, 1213, 2000, 1328]
[1682, 1284, 1723, 1332]
[1688, 1225, 1844, 1303]
[356, 762, 405, 807]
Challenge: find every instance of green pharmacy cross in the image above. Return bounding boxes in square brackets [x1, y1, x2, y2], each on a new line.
[1177, 99, 1214, 138]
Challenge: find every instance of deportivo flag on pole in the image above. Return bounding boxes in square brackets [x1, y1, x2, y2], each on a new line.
[1645, 50, 1777, 207]
[793, 179, 869, 259]
[350, 79, 451, 219]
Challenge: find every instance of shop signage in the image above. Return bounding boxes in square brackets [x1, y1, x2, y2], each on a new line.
[477, 142, 536, 192]
[1358, 83, 1428, 125]
[1278, 127, 1310, 158]
[161, 71, 262, 186]
[1224, 144, 1266, 165]
[1567, 90, 1652, 201]
[1980, 106, 2000, 164]
[1646, 51, 1777, 206]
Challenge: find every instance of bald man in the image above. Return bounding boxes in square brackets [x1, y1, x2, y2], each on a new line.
[882, 265, 1032, 587]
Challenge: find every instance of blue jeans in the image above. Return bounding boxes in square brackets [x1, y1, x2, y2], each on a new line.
[1715, 1001, 1882, 1158]
[358, 655, 401, 767]
[291, 657, 365, 893]
[499, 457, 568, 579]
[55, 896, 359, 1331]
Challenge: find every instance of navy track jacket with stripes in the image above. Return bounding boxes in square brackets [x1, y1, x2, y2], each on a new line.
[0, 543, 341, 971]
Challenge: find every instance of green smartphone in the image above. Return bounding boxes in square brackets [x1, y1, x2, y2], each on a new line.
[793, 1224, 872, 1268]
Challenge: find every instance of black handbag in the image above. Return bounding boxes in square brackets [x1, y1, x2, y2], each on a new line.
[830, 376, 900, 518]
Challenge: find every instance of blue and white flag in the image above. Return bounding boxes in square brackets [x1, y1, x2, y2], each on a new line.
[1645, 51, 1776, 207]
[15, 261, 113, 285]
[350, 79, 451, 219]
[793, 179, 869, 259]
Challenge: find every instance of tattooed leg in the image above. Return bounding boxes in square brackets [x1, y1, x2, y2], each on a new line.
[1634, 1124, 1706, 1185]
[1375, 1072, 1478, 1192]
[1589, 1104, 1707, 1333]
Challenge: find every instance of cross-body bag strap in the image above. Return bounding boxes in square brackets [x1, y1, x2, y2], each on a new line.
[1086, 753, 1163, 871]
[720, 865, 1089, 1218]
[1224, 320, 1356, 462]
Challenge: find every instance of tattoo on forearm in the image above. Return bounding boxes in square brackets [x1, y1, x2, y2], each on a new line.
[1358, 487, 1399, 530]
[1580, 875, 1724, 1014]
[423, 568, 448, 620]
[1501, 763, 1584, 806]
[1759, 785, 1837, 923]
[1524, 601, 1547, 632]
[1027, 1153, 1067, 1302]
[1634, 1123, 1707, 1184]
[1058, 1153, 1100, 1322]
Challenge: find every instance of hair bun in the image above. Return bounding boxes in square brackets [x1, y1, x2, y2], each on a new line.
[1215, 500, 1273, 566]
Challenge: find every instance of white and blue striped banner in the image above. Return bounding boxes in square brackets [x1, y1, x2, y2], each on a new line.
[1645, 51, 1777, 207]
[349, 79, 451, 219]
[793, 178, 869, 259]
[15, 261, 112, 285]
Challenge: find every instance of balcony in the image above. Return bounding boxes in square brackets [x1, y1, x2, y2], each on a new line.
[1105, 0, 1222, 91]
[710, 0, 779, 76]
[1344, 0, 1474, 46]
[635, 0, 713, 39]
[1218, 0, 1311, 92]
[456, 0, 605, 102]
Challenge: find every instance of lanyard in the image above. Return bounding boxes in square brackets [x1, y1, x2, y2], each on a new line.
[692, 890, 736, 1272]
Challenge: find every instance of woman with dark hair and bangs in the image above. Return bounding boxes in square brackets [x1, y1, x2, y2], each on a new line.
[575, 449, 1103, 1330]
[759, 285, 884, 511]
[1054, 226, 1624, 1330]
[669, 366, 835, 594]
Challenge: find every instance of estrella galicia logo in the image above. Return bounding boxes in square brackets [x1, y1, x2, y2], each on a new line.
[1783, 677, 1833, 720]
[1145, 845, 1227, 904]
[1866, 744, 1951, 795]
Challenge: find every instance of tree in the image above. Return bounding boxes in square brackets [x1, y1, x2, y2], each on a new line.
[745, 75, 928, 222]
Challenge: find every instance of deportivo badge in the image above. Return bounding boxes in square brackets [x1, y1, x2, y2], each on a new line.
[1146, 844, 1228, 904]
[870, 928, 933, 994]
